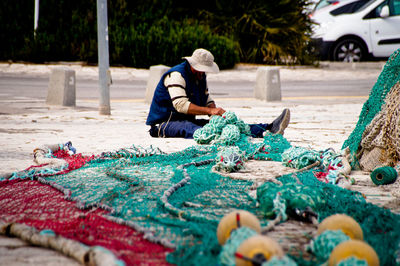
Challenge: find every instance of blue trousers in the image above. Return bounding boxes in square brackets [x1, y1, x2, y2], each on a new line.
[149, 119, 270, 139]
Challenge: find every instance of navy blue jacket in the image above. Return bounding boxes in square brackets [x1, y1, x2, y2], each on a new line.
[146, 61, 209, 125]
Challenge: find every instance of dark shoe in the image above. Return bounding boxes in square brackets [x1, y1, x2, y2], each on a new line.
[269, 109, 290, 135]
[149, 125, 159, 137]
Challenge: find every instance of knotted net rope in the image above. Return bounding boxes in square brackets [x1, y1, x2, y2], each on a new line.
[193, 111, 250, 145]
[358, 82, 400, 171]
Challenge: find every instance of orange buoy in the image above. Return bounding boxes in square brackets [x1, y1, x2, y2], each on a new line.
[235, 235, 284, 266]
[317, 214, 363, 240]
[217, 210, 261, 245]
[328, 239, 379, 266]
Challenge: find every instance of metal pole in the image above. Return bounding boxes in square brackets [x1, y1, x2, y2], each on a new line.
[34, 0, 39, 36]
[96, 0, 111, 115]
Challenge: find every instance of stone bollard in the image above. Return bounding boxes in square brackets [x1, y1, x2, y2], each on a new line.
[254, 67, 281, 102]
[145, 65, 170, 104]
[46, 66, 76, 106]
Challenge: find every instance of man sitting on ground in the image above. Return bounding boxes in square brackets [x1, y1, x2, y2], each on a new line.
[146, 48, 290, 139]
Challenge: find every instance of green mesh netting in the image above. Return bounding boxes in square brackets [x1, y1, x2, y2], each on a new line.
[34, 130, 400, 265]
[42, 144, 259, 265]
[257, 180, 326, 218]
[193, 111, 250, 145]
[218, 227, 258, 265]
[8, 49, 400, 266]
[342, 48, 400, 167]
[308, 230, 350, 262]
[337, 257, 368, 266]
[214, 146, 246, 172]
[262, 256, 298, 266]
[276, 172, 399, 265]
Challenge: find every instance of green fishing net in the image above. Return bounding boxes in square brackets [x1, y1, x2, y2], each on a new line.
[308, 230, 350, 262]
[193, 111, 250, 145]
[17, 49, 400, 265]
[40, 131, 400, 265]
[262, 256, 298, 266]
[337, 257, 368, 266]
[257, 180, 326, 218]
[219, 227, 258, 265]
[214, 146, 246, 172]
[342, 48, 400, 167]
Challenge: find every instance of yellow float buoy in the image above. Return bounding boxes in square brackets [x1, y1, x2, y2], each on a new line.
[217, 210, 261, 245]
[317, 214, 363, 240]
[328, 239, 379, 266]
[235, 235, 284, 266]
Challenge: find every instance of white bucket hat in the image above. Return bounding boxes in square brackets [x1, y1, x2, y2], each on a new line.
[183, 48, 219, 73]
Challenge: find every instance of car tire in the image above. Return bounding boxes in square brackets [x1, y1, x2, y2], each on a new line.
[332, 38, 366, 62]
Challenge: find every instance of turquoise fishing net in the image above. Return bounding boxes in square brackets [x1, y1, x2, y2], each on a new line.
[254, 132, 292, 161]
[273, 172, 400, 266]
[262, 256, 298, 266]
[38, 131, 400, 265]
[281, 146, 320, 169]
[214, 146, 246, 172]
[219, 227, 258, 266]
[308, 230, 350, 262]
[342, 48, 400, 167]
[193, 111, 250, 145]
[43, 144, 261, 265]
[257, 180, 326, 218]
[337, 257, 368, 266]
[9, 49, 400, 265]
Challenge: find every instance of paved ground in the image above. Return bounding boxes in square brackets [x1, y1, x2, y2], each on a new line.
[1, 61, 398, 265]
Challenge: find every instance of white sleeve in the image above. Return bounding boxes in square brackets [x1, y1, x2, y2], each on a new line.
[164, 71, 191, 114]
[206, 89, 215, 106]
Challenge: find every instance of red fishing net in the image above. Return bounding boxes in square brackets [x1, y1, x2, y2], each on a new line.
[10, 150, 95, 180]
[0, 179, 173, 265]
[50, 149, 95, 176]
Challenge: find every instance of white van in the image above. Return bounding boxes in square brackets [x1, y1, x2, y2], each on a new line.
[310, 0, 369, 25]
[312, 0, 400, 61]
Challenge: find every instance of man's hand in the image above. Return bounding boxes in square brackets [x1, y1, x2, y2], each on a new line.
[209, 107, 225, 116]
[187, 103, 225, 116]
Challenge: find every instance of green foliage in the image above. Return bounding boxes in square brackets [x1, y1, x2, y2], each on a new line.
[0, 0, 314, 67]
[0, 0, 34, 60]
[194, 0, 315, 64]
[110, 18, 239, 69]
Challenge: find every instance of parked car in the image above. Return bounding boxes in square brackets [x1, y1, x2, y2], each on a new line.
[310, 0, 369, 24]
[311, 0, 342, 14]
[312, 0, 400, 61]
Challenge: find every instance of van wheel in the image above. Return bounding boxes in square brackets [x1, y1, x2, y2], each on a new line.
[333, 38, 366, 62]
